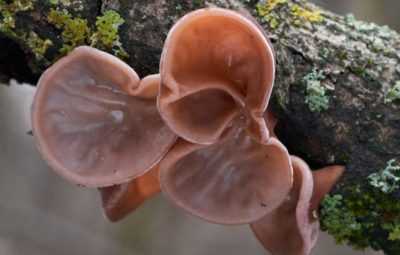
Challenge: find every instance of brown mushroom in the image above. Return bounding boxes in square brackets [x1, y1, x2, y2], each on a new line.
[99, 164, 160, 222]
[250, 156, 344, 255]
[158, 8, 275, 145]
[31, 46, 176, 187]
[159, 121, 293, 225]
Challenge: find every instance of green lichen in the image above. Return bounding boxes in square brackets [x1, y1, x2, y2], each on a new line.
[175, 4, 182, 12]
[257, 0, 287, 13]
[256, 0, 287, 29]
[378, 25, 398, 39]
[372, 37, 385, 52]
[346, 13, 376, 32]
[320, 160, 400, 253]
[47, 8, 128, 58]
[320, 194, 364, 247]
[90, 10, 128, 58]
[368, 159, 400, 193]
[346, 13, 399, 42]
[26, 31, 53, 60]
[0, 0, 33, 33]
[321, 47, 330, 59]
[0, 0, 53, 62]
[290, 4, 323, 28]
[301, 69, 329, 112]
[47, 8, 89, 54]
[385, 81, 400, 104]
[0, 9, 16, 31]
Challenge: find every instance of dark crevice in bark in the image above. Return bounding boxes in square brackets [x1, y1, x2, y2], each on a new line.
[0, 33, 37, 83]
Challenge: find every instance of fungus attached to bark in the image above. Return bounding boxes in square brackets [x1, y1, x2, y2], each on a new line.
[159, 121, 293, 225]
[250, 156, 344, 255]
[99, 164, 161, 222]
[158, 8, 275, 145]
[31, 46, 176, 187]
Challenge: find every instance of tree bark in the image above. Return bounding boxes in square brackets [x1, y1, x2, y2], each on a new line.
[1, 0, 400, 253]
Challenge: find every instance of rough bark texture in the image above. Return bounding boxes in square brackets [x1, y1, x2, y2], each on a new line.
[1, 0, 400, 254]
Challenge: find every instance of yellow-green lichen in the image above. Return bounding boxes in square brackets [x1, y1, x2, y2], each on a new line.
[47, 8, 89, 54]
[0, 0, 52, 62]
[26, 31, 53, 60]
[320, 159, 400, 253]
[320, 194, 364, 248]
[0, 0, 33, 33]
[256, 0, 287, 29]
[301, 69, 329, 112]
[0, 9, 16, 31]
[290, 4, 323, 28]
[47, 9, 128, 58]
[384, 81, 400, 104]
[90, 10, 128, 58]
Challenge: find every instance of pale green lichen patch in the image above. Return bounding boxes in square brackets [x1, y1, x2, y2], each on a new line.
[368, 159, 400, 193]
[372, 37, 385, 52]
[301, 69, 329, 112]
[256, 0, 287, 29]
[384, 81, 400, 104]
[378, 25, 398, 39]
[345, 14, 375, 32]
[347, 13, 398, 40]
[320, 168, 400, 252]
[345, 13, 399, 55]
[290, 4, 323, 28]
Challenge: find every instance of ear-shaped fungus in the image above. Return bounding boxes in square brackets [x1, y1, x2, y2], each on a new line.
[159, 123, 292, 225]
[31, 46, 176, 187]
[99, 165, 161, 222]
[159, 8, 275, 145]
[250, 156, 344, 255]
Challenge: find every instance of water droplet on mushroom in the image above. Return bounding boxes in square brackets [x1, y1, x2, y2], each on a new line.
[110, 110, 124, 123]
[227, 54, 233, 67]
[59, 110, 68, 119]
[87, 77, 96, 86]
[312, 210, 319, 219]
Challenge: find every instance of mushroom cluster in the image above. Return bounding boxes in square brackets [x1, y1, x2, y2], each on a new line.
[31, 8, 344, 255]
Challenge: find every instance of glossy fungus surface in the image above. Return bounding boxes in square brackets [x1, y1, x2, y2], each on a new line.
[159, 8, 275, 145]
[31, 46, 176, 187]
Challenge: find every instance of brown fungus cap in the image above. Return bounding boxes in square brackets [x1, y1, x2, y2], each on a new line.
[159, 123, 292, 225]
[250, 156, 344, 255]
[31, 46, 176, 187]
[99, 164, 161, 222]
[159, 8, 275, 145]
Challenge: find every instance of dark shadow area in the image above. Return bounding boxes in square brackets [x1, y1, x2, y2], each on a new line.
[0, 33, 38, 84]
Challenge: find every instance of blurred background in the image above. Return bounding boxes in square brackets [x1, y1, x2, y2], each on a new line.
[0, 1, 399, 254]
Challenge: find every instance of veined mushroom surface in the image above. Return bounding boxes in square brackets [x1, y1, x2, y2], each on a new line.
[31, 46, 176, 187]
[158, 8, 275, 145]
